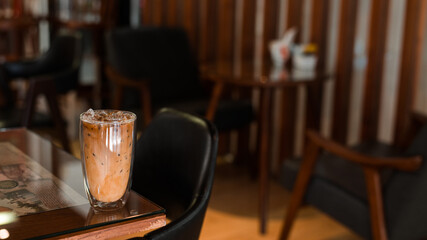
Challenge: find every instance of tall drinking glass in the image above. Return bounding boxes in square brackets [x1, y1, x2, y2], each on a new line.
[80, 109, 137, 211]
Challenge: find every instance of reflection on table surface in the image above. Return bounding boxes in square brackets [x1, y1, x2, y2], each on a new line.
[0, 128, 165, 239]
[201, 59, 330, 86]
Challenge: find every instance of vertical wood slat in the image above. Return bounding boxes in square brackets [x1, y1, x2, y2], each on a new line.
[140, 0, 152, 25]
[279, 0, 304, 161]
[361, 0, 390, 142]
[310, 0, 330, 73]
[216, 0, 236, 62]
[166, 0, 178, 26]
[287, 0, 304, 43]
[394, 0, 427, 147]
[305, 0, 330, 132]
[179, 0, 198, 49]
[240, 0, 256, 61]
[262, 0, 280, 60]
[332, 0, 359, 143]
[198, 0, 217, 62]
[151, 1, 164, 25]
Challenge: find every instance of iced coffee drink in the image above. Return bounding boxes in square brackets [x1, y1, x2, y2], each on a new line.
[80, 109, 136, 211]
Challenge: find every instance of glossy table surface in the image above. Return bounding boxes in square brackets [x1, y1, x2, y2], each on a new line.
[0, 128, 165, 239]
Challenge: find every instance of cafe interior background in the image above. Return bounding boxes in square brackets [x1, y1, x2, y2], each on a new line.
[0, 0, 426, 239]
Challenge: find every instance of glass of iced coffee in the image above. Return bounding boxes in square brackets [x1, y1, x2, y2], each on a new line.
[80, 109, 137, 211]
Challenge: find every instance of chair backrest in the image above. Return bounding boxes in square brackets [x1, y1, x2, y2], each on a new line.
[384, 123, 427, 240]
[132, 108, 218, 240]
[105, 26, 205, 104]
[3, 29, 82, 94]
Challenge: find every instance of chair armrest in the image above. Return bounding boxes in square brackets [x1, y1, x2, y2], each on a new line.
[105, 65, 153, 125]
[306, 129, 422, 171]
[105, 65, 150, 88]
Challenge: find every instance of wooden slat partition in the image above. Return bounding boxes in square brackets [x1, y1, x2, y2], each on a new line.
[332, 0, 359, 143]
[394, 0, 427, 147]
[166, 0, 178, 26]
[198, 0, 217, 62]
[310, 0, 330, 73]
[216, 0, 236, 62]
[262, 0, 280, 60]
[240, 1, 256, 61]
[178, 0, 198, 47]
[361, 0, 390, 142]
[306, 0, 330, 131]
[279, 0, 304, 161]
[132, 0, 427, 234]
[286, 0, 304, 42]
[151, 1, 164, 25]
[137, 0, 427, 153]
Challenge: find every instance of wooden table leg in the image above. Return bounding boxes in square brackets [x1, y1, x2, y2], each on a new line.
[258, 87, 272, 234]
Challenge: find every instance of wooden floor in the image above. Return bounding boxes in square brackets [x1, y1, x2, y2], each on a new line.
[199, 161, 362, 240]
[67, 136, 362, 240]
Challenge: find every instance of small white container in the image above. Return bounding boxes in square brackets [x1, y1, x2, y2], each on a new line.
[292, 45, 318, 71]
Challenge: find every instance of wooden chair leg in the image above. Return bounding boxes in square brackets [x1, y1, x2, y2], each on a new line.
[44, 85, 71, 153]
[23, 77, 71, 152]
[21, 79, 38, 127]
[235, 125, 251, 165]
[279, 139, 320, 240]
[363, 167, 388, 240]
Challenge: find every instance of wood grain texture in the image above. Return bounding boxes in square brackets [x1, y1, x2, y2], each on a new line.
[361, 0, 390, 142]
[279, 0, 304, 161]
[394, 0, 427, 147]
[363, 168, 387, 240]
[198, 0, 217, 62]
[305, 0, 330, 132]
[279, 137, 321, 240]
[216, 0, 236, 62]
[166, 0, 178, 26]
[331, 0, 359, 143]
[55, 215, 166, 240]
[240, 0, 256, 61]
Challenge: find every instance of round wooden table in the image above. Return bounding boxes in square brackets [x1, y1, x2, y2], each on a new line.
[201, 60, 331, 233]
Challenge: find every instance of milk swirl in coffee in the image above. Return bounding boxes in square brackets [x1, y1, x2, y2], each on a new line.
[80, 109, 136, 209]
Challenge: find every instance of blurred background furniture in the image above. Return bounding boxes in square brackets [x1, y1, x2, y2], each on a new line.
[131, 108, 218, 240]
[48, 0, 118, 108]
[105, 26, 255, 133]
[202, 60, 330, 233]
[0, 0, 47, 62]
[0, 29, 82, 152]
[279, 111, 427, 240]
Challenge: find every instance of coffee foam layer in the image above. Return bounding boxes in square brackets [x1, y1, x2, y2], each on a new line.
[80, 109, 136, 124]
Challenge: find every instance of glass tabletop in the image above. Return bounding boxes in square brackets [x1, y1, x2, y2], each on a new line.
[0, 128, 165, 239]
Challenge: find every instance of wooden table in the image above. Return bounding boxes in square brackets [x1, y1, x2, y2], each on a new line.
[202, 60, 330, 233]
[0, 128, 166, 239]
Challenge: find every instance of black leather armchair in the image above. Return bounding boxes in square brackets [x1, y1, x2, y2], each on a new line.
[105, 26, 254, 133]
[279, 112, 427, 240]
[131, 108, 218, 240]
[0, 30, 82, 152]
